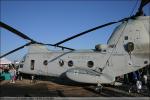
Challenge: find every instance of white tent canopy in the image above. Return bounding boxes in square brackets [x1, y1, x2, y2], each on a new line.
[0, 58, 12, 65]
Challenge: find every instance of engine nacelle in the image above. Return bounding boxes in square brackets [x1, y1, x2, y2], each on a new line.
[95, 44, 108, 52]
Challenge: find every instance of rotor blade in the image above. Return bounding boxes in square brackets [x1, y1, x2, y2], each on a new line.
[139, 0, 150, 12]
[40, 43, 75, 51]
[0, 21, 74, 50]
[54, 17, 129, 46]
[0, 21, 36, 42]
[56, 45, 74, 51]
[0, 42, 32, 58]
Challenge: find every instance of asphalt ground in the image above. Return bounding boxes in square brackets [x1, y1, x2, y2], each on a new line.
[0, 78, 150, 97]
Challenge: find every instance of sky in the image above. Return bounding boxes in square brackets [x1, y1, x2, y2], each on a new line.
[0, 0, 150, 61]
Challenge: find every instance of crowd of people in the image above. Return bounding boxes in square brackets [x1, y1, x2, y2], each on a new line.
[0, 66, 22, 83]
[123, 66, 149, 93]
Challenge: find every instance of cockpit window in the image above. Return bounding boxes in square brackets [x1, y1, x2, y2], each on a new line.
[20, 55, 26, 63]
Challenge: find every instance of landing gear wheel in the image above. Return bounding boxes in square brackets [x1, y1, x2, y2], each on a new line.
[95, 86, 103, 93]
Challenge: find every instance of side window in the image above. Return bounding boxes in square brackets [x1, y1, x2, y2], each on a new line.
[30, 60, 35, 70]
[124, 36, 128, 40]
[87, 61, 94, 68]
[20, 64, 23, 68]
[43, 60, 48, 66]
[68, 60, 73, 67]
[59, 59, 64, 67]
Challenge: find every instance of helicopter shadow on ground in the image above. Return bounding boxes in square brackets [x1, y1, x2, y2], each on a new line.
[20, 73, 90, 97]
[21, 72, 150, 97]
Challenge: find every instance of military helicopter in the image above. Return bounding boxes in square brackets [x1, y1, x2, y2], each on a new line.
[0, 0, 149, 87]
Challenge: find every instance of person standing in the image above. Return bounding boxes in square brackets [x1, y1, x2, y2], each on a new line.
[128, 71, 142, 93]
[143, 75, 148, 85]
[0, 67, 2, 76]
[9, 67, 16, 83]
[136, 80, 142, 93]
[17, 68, 22, 80]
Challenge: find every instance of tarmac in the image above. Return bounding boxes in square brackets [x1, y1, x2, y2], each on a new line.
[0, 77, 150, 97]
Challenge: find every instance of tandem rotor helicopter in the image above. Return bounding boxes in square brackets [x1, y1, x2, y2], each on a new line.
[0, 0, 150, 88]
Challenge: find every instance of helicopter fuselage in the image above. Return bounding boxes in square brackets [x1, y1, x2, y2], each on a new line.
[19, 16, 150, 84]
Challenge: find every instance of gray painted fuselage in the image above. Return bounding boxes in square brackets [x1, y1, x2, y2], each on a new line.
[20, 16, 150, 84]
